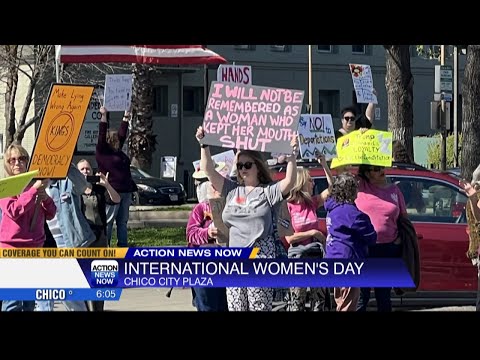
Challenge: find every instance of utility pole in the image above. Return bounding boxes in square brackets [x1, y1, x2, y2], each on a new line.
[308, 45, 313, 114]
[440, 45, 447, 171]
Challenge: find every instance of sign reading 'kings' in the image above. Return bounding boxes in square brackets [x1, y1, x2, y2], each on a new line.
[200, 82, 304, 154]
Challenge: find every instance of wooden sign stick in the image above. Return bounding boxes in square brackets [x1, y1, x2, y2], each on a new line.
[29, 197, 41, 232]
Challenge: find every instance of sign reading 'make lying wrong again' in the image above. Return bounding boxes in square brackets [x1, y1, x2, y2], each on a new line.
[200, 82, 304, 154]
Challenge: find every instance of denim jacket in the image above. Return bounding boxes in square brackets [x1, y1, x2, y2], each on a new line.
[47, 164, 96, 248]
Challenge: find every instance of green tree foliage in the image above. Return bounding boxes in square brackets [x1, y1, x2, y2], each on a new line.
[427, 132, 462, 169]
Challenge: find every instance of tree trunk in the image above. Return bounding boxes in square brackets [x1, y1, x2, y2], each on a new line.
[3, 45, 19, 147]
[460, 45, 480, 180]
[129, 64, 157, 172]
[384, 45, 414, 162]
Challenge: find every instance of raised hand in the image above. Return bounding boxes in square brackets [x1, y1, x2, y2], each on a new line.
[460, 180, 478, 197]
[97, 172, 109, 187]
[290, 132, 299, 157]
[196, 126, 205, 143]
[317, 153, 327, 167]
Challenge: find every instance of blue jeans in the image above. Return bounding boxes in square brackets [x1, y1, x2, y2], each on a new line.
[106, 192, 132, 247]
[2, 300, 35, 312]
[192, 287, 228, 312]
[357, 242, 402, 312]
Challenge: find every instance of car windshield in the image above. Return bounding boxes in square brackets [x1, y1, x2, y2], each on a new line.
[131, 167, 153, 179]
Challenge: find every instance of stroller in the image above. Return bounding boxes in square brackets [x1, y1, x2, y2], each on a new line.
[272, 242, 332, 312]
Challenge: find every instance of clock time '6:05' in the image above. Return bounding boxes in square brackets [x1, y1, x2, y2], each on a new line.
[96, 289, 118, 300]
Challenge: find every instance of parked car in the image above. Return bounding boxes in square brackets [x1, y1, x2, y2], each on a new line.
[271, 161, 478, 307]
[130, 166, 186, 206]
[447, 167, 461, 177]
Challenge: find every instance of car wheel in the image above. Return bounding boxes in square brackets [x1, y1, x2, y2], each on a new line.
[132, 192, 141, 206]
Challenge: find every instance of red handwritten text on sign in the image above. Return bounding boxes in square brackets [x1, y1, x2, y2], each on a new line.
[201, 82, 304, 153]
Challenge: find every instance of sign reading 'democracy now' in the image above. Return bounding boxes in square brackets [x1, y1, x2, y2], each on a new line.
[200, 82, 304, 154]
[28, 84, 94, 179]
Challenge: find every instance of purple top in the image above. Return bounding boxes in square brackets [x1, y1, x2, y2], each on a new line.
[96, 121, 137, 193]
[324, 197, 377, 259]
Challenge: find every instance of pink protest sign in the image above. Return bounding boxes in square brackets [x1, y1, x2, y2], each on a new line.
[200, 82, 304, 153]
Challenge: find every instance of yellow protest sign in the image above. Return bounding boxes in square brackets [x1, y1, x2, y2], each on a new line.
[0, 170, 39, 199]
[28, 84, 95, 179]
[330, 129, 392, 169]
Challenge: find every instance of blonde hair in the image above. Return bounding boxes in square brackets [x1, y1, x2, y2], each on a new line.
[472, 164, 480, 185]
[287, 167, 313, 206]
[3, 143, 29, 177]
[235, 150, 272, 185]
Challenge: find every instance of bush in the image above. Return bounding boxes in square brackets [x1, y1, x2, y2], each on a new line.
[427, 133, 462, 169]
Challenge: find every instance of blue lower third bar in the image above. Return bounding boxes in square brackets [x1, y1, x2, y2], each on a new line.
[0, 288, 122, 301]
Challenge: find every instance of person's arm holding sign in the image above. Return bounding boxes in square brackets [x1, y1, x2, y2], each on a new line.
[364, 88, 377, 126]
[279, 133, 299, 196]
[315, 154, 333, 206]
[118, 109, 131, 149]
[37, 181, 56, 221]
[196, 126, 226, 194]
[97, 106, 109, 151]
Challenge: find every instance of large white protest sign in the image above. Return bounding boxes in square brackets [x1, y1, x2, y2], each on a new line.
[349, 64, 378, 104]
[104, 74, 133, 111]
[298, 114, 337, 160]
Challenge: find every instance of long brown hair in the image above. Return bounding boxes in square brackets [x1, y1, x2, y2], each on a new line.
[235, 150, 272, 185]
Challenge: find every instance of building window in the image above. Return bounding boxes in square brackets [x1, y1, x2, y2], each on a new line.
[153, 86, 168, 116]
[317, 45, 332, 53]
[352, 45, 366, 54]
[234, 45, 256, 50]
[183, 86, 204, 116]
[270, 45, 291, 52]
[318, 90, 340, 117]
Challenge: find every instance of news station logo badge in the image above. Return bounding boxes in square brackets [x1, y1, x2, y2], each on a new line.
[90, 260, 119, 287]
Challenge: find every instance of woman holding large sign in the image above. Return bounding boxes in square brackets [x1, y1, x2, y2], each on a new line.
[96, 106, 137, 248]
[195, 126, 299, 311]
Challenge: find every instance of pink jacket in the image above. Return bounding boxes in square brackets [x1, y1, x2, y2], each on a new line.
[0, 186, 57, 248]
[186, 201, 213, 247]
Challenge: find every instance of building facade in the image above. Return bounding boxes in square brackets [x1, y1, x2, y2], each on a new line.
[0, 45, 465, 196]
[148, 45, 465, 194]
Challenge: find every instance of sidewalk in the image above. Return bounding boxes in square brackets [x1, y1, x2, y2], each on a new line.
[105, 288, 195, 311]
[53, 287, 476, 311]
[52, 287, 195, 311]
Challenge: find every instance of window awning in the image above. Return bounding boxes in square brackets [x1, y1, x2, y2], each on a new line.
[55, 45, 227, 65]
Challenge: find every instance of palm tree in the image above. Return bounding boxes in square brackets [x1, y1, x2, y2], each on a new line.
[129, 63, 157, 171]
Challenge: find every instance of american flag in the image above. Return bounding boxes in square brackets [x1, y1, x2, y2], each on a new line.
[55, 45, 227, 65]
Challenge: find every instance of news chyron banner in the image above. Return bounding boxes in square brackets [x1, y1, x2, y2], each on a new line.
[0, 248, 415, 302]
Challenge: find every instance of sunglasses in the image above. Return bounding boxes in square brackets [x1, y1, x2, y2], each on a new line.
[236, 161, 254, 170]
[7, 156, 27, 165]
[369, 166, 384, 172]
[343, 116, 356, 122]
